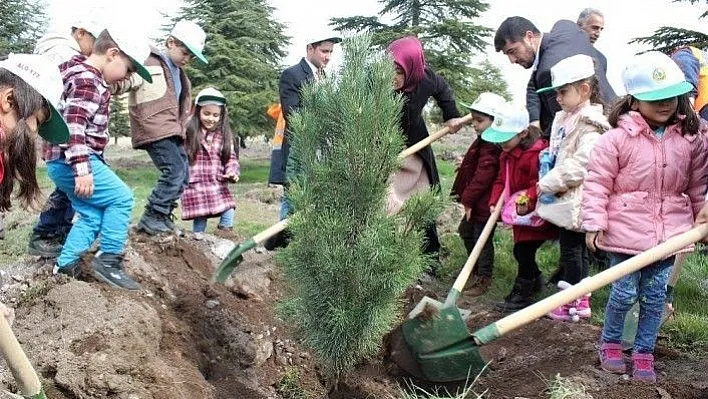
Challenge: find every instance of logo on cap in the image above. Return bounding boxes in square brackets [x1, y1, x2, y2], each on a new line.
[17, 63, 40, 79]
[652, 68, 667, 83]
[495, 118, 503, 127]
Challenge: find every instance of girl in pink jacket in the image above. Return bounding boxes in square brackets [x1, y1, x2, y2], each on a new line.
[583, 52, 707, 383]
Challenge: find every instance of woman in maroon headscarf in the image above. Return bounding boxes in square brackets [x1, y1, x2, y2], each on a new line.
[387, 36, 466, 266]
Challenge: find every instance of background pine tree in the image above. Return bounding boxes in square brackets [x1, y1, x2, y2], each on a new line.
[0, 0, 47, 55]
[630, 0, 708, 53]
[330, 0, 509, 109]
[277, 34, 443, 386]
[109, 95, 130, 145]
[173, 0, 289, 138]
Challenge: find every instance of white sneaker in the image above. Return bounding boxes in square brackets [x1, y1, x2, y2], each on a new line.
[194, 232, 205, 241]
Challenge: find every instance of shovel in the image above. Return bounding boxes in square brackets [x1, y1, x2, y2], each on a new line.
[394, 224, 708, 382]
[621, 252, 686, 350]
[0, 317, 46, 399]
[212, 115, 473, 283]
[402, 193, 504, 357]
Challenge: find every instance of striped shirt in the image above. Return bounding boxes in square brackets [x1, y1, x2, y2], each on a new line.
[43, 55, 111, 177]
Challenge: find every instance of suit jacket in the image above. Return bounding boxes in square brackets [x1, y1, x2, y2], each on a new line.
[526, 20, 616, 137]
[270, 58, 314, 185]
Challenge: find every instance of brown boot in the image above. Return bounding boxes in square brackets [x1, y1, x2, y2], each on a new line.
[464, 275, 492, 297]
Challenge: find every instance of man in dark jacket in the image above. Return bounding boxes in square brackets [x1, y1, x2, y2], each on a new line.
[494, 17, 616, 137]
[265, 31, 341, 250]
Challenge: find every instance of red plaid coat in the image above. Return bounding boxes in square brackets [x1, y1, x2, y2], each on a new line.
[181, 129, 240, 220]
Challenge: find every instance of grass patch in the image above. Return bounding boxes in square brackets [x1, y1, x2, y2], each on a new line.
[277, 367, 310, 399]
[544, 374, 591, 399]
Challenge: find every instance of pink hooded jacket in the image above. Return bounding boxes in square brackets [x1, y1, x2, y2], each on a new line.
[582, 111, 708, 255]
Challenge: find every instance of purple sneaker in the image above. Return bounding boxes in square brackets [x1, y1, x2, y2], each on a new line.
[632, 353, 656, 383]
[599, 342, 626, 374]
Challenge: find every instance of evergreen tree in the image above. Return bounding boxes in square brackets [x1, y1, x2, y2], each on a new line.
[278, 35, 443, 387]
[330, 0, 503, 103]
[173, 0, 288, 137]
[0, 0, 47, 55]
[109, 95, 130, 145]
[630, 0, 708, 53]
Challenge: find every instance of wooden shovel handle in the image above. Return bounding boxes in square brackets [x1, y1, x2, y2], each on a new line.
[398, 114, 472, 160]
[492, 224, 708, 338]
[0, 316, 43, 397]
[451, 193, 505, 294]
[253, 219, 289, 244]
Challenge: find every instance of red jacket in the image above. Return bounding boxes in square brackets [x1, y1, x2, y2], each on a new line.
[451, 138, 501, 222]
[490, 138, 558, 242]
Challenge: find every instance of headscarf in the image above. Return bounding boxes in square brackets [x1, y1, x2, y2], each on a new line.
[388, 36, 426, 93]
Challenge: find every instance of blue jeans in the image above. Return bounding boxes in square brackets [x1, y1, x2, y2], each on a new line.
[144, 137, 189, 215]
[47, 155, 134, 268]
[33, 188, 75, 238]
[279, 196, 291, 220]
[193, 208, 234, 233]
[601, 252, 674, 353]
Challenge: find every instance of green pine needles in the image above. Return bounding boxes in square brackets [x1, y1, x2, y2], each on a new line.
[277, 34, 442, 384]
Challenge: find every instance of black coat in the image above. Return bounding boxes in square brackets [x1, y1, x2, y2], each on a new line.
[269, 58, 314, 185]
[400, 68, 460, 187]
[526, 20, 617, 136]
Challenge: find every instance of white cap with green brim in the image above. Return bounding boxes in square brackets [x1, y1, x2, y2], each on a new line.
[0, 53, 70, 144]
[70, 17, 104, 38]
[480, 102, 530, 143]
[537, 54, 595, 94]
[306, 30, 342, 45]
[105, 25, 153, 84]
[171, 21, 208, 64]
[465, 92, 507, 118]
[195, 87, 226, 106]
[623, 51, 693, 101]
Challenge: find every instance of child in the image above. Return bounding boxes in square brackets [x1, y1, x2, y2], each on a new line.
[114, 20, 208, 235]
[534, 54, 610, 321]
[484, 103, 557, 312]
[450, 92, 505, 296]
[181, 87, 239, 240]
[43, 26, 154, 291]
[584, 51, 707, 383]
[29, 18, 104, 259]
[0, 54, 64, 327]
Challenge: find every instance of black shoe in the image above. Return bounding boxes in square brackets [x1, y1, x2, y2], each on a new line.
[494, 277, 536, 313]
[53, 261, 81, 278]
[28, 232, 63, 258]
[92, 253, 140, 291]
[137, 208, 171, 236]
[532, 274, 545, 295]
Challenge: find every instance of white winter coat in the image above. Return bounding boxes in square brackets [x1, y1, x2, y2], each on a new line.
[33, 31, 81, 66]
[537, 103, 610, 231]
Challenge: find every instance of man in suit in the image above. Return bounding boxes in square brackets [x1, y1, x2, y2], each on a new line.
[265, 32, 342, 250]
[494, 16, 616, 137]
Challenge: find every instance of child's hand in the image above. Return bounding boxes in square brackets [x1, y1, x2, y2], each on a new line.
[586, 231, 603, 252]
[75, 174, 94, 198]
[223, 173, 239, 183]
[696, 202, 708, 243]
[516, 203, 530, 216]
[464, 206, 472, 221]
[489, 206, 495, 215]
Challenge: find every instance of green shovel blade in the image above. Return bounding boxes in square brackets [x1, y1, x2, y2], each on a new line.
[29, 390, 47, 399]
[416, 337, 488, 382]
[212, 239, 256, 283]
[402, 305, 471, 356]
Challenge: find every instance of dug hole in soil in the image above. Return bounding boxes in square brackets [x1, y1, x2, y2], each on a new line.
[0, 230, 706, 399]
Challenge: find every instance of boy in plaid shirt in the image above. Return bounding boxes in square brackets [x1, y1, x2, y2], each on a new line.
[44, 26, 153, 290]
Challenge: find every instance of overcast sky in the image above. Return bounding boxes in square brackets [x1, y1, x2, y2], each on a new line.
[47, 0, 706, 105]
